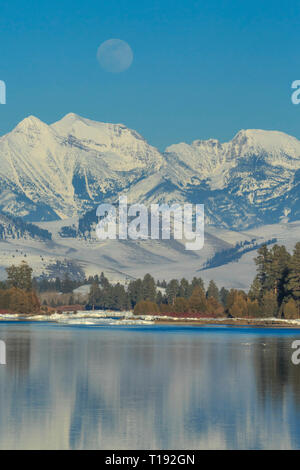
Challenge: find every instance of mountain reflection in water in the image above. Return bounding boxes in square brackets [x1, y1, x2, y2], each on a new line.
[0, 322, 300, 449]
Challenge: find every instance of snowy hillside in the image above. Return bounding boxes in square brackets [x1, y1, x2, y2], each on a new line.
[0, 213, 51, 241]
[0, 216, 295, 290]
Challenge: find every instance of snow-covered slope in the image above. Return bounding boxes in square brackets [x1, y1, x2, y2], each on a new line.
[164, 129, 300, 228]
[1, 115, 300, 229]
[166, 129, 300, 185]
[0, 113, 165, 220]
[0, 212, 52, 241]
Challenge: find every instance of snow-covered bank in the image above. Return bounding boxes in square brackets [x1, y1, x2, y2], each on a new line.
[1, 310, 300, 328]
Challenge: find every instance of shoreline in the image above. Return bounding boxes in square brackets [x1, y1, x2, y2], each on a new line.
[154, 318, 300, 328]
[1, 311, 300, 328]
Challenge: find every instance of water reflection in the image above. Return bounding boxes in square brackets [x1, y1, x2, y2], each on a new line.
[0, 323, 300, 449]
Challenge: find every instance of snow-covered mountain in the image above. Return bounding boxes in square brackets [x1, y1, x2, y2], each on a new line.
[0, 113, 164, 220]
[163, 129, 300, 228]
[1, 114, 300, 229]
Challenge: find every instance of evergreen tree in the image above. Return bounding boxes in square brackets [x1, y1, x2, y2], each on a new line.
[178, 278, 191, 298]
[227, 290, 248, 317]
[54, 277, 61, 291]
[206, 296, 224, 317]
[206, 280, 219, 301]
[283, 298, 298, 319]
[191, 276, 205, 291]
[156, 290, 164, 305]
[112, 283, 128, 310]
[269, 245, 290, 304]
[166, 279, 179, 305]
[6, 261, 33, 291]
[128, 279, 144, 307]
[254, 244, 272, 295]
[89, 282, 101, 309]
[246, 299, 261, 317]
[219, 287, 229, 307]
[286, 242, 300, 314]
[189, 286, 207, 313]
[61, 274, 73, 294]
[261, 290, 278, 317]
[0, 289, 10, 309]
[142, 274, 156, 302]
[99, 272, 110, 289]
[248, 276, 261, 301]
[225, 290, 248, 317]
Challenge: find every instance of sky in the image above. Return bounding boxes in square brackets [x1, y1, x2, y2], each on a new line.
[0, 0, 300, 150]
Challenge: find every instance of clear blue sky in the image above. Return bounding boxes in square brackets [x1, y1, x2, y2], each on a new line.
[0, 0, 300, 150]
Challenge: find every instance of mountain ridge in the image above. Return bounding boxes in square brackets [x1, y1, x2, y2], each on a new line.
[0, 113, 300, 229]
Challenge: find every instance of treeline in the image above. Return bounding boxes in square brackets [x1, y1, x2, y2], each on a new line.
[4, 241, 300, 318]
[0, 213, 52, 241]
[88, 272, 227, 316]
[203, 238, 276, 270]
[34, 272, 114, 294]
[0, 261, 40, 313]
[247, 242, 300, 319]
[88, 242, 300, 319]
[33, 275, 83, 294]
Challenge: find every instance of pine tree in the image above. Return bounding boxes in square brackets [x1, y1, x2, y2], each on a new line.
[178, 278, 191, 298]
[156, 290, 164, 304]
[166, 279, 179, 305]
[6, 261, 33, 291]
[206, 280, 219, 301]
[189, 286, 207, 313]
[283, 298, 298, 319]
[227, 291, 248, 317]
[219, 287, 229, 307]
[269, 245, 290, 304]
[128, 279, 144, 307]
[142, 274, 156, 302]
[286, 242, 300, 314]
[191, 277, 205, 291]
[54, 277, 61, 291]
[261, 290, 278, 317]
[89, 282, 101, 309]
[113, 283, 128, 310]
[61, 274, 73, 293]
[248, 276, 261, 301]
[100, 272, 110, 289]
[254, 244, 272, 295]
[206, 297, 224, 317]
[247, 299, 261, 317]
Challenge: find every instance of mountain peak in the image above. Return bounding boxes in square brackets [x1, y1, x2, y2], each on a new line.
[230, 128, 300, 159]
[50, 113, 152, 150]
[15, 115, 46, 129]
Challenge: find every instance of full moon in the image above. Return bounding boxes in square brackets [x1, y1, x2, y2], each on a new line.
[97, 39, 133, 73]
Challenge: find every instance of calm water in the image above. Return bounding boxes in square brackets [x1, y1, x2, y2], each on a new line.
[0, 321, 300, 449]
